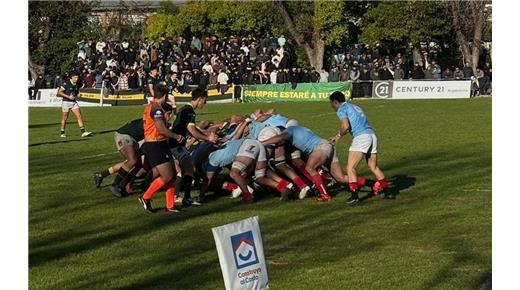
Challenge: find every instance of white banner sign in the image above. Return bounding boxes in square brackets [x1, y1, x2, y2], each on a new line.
[212, 216, 269, 290]
[391, 80, 471, 99]
[28, 89, 102, 107]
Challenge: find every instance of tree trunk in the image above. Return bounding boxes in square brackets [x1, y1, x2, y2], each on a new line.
[273, 0, 324, 71]
[471, 4, 485, 73]
[28, 54, 44, 81]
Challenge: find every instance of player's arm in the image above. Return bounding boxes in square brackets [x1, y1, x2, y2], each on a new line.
[57, 86, 75, 101]
[187, 123, 217, 143]
[147, 83, 154, 97]
[261, 133, 289, 146]
[330, 118, 350, 143]
[154, 119, 184, 142]
[231, 120, 250, 140]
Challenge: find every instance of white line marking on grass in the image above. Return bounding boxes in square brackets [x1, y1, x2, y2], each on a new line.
[462, 189, 492, 192]
[78, 152, 118, 160]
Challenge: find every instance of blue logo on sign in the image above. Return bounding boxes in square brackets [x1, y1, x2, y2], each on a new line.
[230, 230, 259, 269]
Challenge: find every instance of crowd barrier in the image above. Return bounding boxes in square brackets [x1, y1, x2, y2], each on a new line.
[29, 80, 473, 107]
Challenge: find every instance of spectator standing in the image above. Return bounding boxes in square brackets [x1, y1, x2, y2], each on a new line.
[463, 63, 474, 79]
[128, 69, 139, 89]
[423, 65, 433, 80]
[118, 71, 129, 90]
[411, 63, 425, 79]
[329, 67, 340, 82]
[270, 69, 278, 84]
[31, 75, 45, 99]
[431, 61, 442, 80]
[278, 35, 286, 47]
[454, 67, 464, 80]
[350, 65, 360, 82]
[217, 70, 229, 94]
[340, 66, 350, 81]
[393, 64, 404, 80]
[442, 67, 453, 80]
[191, 35, 202, 53]
[319, 68, 329, 83]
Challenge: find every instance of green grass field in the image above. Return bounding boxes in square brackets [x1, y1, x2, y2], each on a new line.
[29, 99, 491, 289]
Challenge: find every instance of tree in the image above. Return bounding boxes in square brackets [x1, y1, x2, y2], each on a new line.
[29, 1, 100, 79]
[447, 1, 491, 72]
[359, 1, 450, 48]
[273, 0, 348, 71]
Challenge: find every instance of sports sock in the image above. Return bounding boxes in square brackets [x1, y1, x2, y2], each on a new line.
[243, 191, 253, 201]
[357, 176, 366, 187]
[223, 182, 239, 192]
[378, 178, 389, 189]
[143, 177, 166, 200]
[112, 166, 130, 187]
[80, 127, 85, 133]
[276, 179, 289, 193]
[182, 175, 193, 200]
[60, 129, 65, 135]
[349, 182, 359, 193]
[311, 174, 330, 198]
[175, 175, 183, 197]
[298, 164, 314, 182]
[165, 181, 176, 209]
[101, 166, 114, 178]
[119, 166, 140, 189]
[293, 176, 307, 189]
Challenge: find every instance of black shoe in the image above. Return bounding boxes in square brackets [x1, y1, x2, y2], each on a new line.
[109, 185, 126, 198]
[166, 206, 182, 213]
[183, 197, 202, 207]
[194, 196, 206, 204]
[346, 193, 359, 205]
[138, 196, 155, 213]
[280, 187, 293, 201]
[93, 172, 103, 188]
[384, 192, 396, 200]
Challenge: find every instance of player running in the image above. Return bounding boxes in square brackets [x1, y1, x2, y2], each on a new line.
[138, 84, 185, 213]
[328, 91, 389, 204]
[57, 71, 92, 138]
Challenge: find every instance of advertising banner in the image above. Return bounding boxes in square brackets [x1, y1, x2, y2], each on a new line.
[28, 89, 100, 107]
[391, 80, 471, 99]
[242, 82, 351, 103]
[212, 216, 269, 290]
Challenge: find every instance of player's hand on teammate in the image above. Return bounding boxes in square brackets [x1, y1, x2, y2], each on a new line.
[208, 132, 218, 143]
[329, 133, 341, 143]
[175, 134, 185, 143]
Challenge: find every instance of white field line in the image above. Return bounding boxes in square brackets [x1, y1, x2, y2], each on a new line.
[78, 151, 119, 160]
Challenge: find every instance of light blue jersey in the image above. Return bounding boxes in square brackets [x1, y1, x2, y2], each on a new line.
[208, 139, 246, 168]
[284, 126, 322, 154]
[247, 121, 268, 140]
[263, 114, 289, 128]
[336, 102, 374, 137]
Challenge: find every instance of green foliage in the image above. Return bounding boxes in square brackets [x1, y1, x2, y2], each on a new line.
[360, 1, 450, 46]
[314, 0, 348, 46]
[146, 1, 282, 39]
[29, 1, 100, 76]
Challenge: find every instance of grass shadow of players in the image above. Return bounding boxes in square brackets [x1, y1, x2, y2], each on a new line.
[29, 138, 90, 147]
[29, 122, 62, 129]
[359, 174, 416, 202]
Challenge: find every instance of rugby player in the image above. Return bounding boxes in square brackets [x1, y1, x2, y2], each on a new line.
[138, 84, 185, 213]
[145, 66, 159, 103]
[93, 103, 174, 198]
[57, 71, 92, 138]
[261, 125, 351, 202]
[328, 91, 389, 204]
[168, 88, 217, 206]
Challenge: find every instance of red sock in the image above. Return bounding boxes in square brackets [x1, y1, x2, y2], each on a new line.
[349, 182, 359, 193]
[357, 176, 366, 187]
[378, 178, 389, 189]
[276, 179, 289, 193]
[143, 177, 166, 200]
[298, 164, 314, 182]
[293, 176, 307, 189]
[311, 174, 330, 199]
[165, 181, 175, 209]
[224, 182, 239, 192]
[243, 191, 253, 202]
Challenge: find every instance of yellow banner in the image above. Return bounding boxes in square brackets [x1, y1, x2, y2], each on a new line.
[80, 92, 145, 101]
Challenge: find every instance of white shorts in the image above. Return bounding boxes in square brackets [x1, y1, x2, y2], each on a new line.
[170, 146, 191, 161]
[114, 132, 138, 151]
[237, 139, 267, 162]
[62, 101, 79, 112]
[315, 139, 339, 163]
[349, 133, 378, 154]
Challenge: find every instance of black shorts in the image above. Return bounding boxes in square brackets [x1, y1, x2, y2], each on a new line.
[192, 141, 219, 174]
[142, 140, 173, 168]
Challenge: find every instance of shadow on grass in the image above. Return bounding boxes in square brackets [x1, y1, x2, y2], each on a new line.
[29, 122, 62, 129]
[29, 138, 89, 147]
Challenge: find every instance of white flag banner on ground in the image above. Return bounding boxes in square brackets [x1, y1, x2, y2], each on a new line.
[212, 216, 269, 290]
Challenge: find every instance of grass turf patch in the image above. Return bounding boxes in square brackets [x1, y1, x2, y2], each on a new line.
[29, 99, 491, 289]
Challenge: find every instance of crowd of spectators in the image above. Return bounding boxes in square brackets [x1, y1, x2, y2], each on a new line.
[28, 36, 492, 99]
